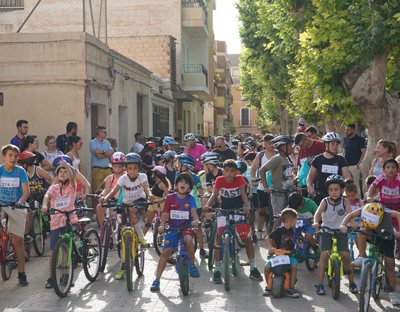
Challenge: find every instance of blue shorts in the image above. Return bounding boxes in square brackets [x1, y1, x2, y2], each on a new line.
[163, 228, 195, 249]
[300, 224, 315, 235]
[266, 257, 298, 266]
[50, 227, 66, 250]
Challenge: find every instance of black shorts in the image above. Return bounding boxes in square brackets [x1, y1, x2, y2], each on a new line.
[250, 193, 259, 208]
[257, 189, 270, 208]
[320, 232, 349, 252]
[367, 238, 395, 258]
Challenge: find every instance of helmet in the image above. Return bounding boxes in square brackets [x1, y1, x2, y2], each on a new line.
[184, 133, 195, 142]
[243, 151, 256, 161]
[325, 174, 345, 188]
[110, 152, 125, 164]
[232, 139, 240, 146]
[162, 151, 177, 163]
[124, 153, 142, 165]
[236, 161, 247, 174]
[55, 163, 76, 179]
[322, 132, 341, 143]
[361, 203, 384, 230]
[18, 151, 36, 165]
[272, 135, 293, 149]
[176, 154, 197, 170]
[175, 172, 194, 190]
[144, 141, 156, 149]
[299, 118, 305, 125]
[154, 137, 162, 144]
[235, 221, 252, 239]
[163, 136, 177, 145]
[53, 155, 73, 168]
[247, 141, 257, 149]
[210, 137, 215, 144]
[152, 166, 167, 176]
[198, 152, 220, 165]
[241, 143, 252, 150]
[245, 137, 254, 142]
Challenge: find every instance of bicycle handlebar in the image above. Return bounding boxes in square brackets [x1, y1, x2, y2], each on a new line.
[353, 228, 394, 240]
[375, 200, 400, 207]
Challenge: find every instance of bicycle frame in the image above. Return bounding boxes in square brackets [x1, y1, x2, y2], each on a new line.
[99, 208, 116, 247]
[0, 221, 16, 264]
[176, 229, 191, 275]
[293, 223, 311, 262]
[359, 237, 386, 291]
[120, 206, 138, 265]
[327, 235, 344, 279]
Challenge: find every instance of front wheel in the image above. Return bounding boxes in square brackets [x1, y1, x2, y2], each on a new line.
[124, 232, 133, 291]
[223, 234, 230, 291]
[208, 221, 217, 271]
[100, 222, 111, 272]
[372, 262, 382, 300]
[30, 211, 45, 256]
[331, 258, 341, 300]
[135, 239, 145, 276]
[178, 254, 190, 296]
[83, 228, 101, 282]
[1, 237, 14, 281]
[232, 234, 239, 276]
[360, 262, 372, 312]
[52, 237, 73, 298]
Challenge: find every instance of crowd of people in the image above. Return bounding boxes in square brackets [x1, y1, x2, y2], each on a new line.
[1, 118, 400, 306]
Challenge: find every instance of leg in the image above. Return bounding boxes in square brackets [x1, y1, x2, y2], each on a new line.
[290, 263, 297, 288]
[184, 235, 195, 265]
[25, 213, 31, 235]
[385, 257, 396, 291]
[244, 237, 255, 259]
[305, 232, 317, 247]
[155, 247, 173, 279]
[318, 251, 329, 285]
[264, 264, 271, 286]
[143, 210, 155, 236]
[341, 251, 354, 283]
[258, 207, 268, 232]
[96, 204, 106, 230]
[196, 226, 204, 250]
[13, 235, 25, 273]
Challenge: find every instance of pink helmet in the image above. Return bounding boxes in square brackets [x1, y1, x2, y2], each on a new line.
[151, 166, 167, 176]
[299, 118, 305, 125]
[111, 152, 125, 164]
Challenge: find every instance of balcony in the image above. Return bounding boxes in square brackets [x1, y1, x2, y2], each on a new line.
[0, 0, 24, 11]
[182, 64, 210, 95]
[182, 0, 209, 37]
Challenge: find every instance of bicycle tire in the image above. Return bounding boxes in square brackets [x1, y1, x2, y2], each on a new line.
[83, 228, 101, 282]
[51, 237, 73, 298]
[24, 241, 30, 262]
[265, 209, 274, 236]
[208, 221, 217, 271]
[331, 258, 341, 300]
[271, 275, 285, 298]
[305, 246, 317, 271]
[135, 234, 145, 276]
[100, 222, 111, 272]
[232, 233, 239, 277]
[1, 237, 14, 281]
[178, 253, 190, 296]
[124, 232, 133, 291]
[223, 233, 230, 291]
[154, 219, 164, 257]
[360, 262, 372, 312]
[372, 262, 382, 299]
[31, 211, 44, 256]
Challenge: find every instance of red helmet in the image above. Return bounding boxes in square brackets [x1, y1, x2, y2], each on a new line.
[18, 151, 36, 165]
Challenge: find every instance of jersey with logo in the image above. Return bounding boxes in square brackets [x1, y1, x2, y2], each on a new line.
[117, 173, 147, 204]
[0, 165, 28, 205]
[214, 175, 246, 209]
[163, 193, 196, 230]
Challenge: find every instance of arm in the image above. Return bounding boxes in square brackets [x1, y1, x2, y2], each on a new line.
[265, 236, 275, 254]
[41, 192, 51, 213]
[37, 167, 54, 185]
[94, 149, 113, 159]
[18, 182, 30, 205]
[391, 211, 400, 239]
[343, 198, 356, 228]
[102, 184, 121, 202]
[100, 176, 112, 196]
[340, 209, 361, 233]
[158, 211, 170, 233]
[250, 153, 260, 181]
[240, 184, 250, 213]
[191, 207, 200, 227]
[260, 164, 271, 192]
[141, 180, 152, 198]
[65, 164, 76, 189]
[341, 166, 351, 179]
[366, 184, 377, 202]
[76, 171, 91, 198]
[306, 165, 317, 196]
[312, 200, 326, 229]
[342, 149, 345, 157]
[40, 158, 53, 171]
[204, 187, 219, 210]
[358, 148, 366, 166]
[369, 159, 376, 176]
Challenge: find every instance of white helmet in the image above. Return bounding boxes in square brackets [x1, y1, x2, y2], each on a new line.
[198, 152, 220, 165]
[184, 133, 195, 142]
[322, 132, 341, 143]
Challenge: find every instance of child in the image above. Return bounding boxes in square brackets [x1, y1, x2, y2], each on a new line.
[312, 175, 358, 295]
[340, 203, 400, 306]
[175, 154, 208, 259]
[297, 118, 306, 133]
[288, 192, 319, 252]
[143, 166, 171, 236]
[41, 157, 77, 288]
[264, 208, 301, 298]
[150, 173, 200, 291]
[162, 150, 177, 187]
[142, 142, 156, 187]
[0, 144, 30, 287]
[204, 159, 263, 283]
[100, 153, 153, 280]
[345, 178, 364, 247]
[364, 175, 379, 201]
[199, 152, 223, 194]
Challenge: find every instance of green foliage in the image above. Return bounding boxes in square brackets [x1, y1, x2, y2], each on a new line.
[230, 124, 237, 135]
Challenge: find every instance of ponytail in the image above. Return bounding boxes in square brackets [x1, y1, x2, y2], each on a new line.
[66, 135, 81, 153]
[345, 178, 357, 194]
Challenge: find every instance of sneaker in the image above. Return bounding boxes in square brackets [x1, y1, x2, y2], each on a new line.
[24, 234, 33, 243]
[390, 292, 400, 305]
[287, 288, 300, 298]
[45, 277, 53, 289]
[351, 256, 364, 268]
[190, 264, 200, 278]
[316, 284, 325, 295]
[200, 249, 209, 259]
[17, 273, 29, 287]
[139, 237, 150, 248]
[249, 268, 263, 280]
[256, 231, 263, 241]
[116, 268, 126, 280]
[150, 278, 160, 291]
[349, 282, 358, 293]
[263, 286, 272, 296]
[213, 271, 222, 284]
[91, 213, 97, 222]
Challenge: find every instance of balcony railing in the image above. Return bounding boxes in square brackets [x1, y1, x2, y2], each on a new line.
[0, 0, 23, 7]
[182, 0, 206, 8]
[182, 64, 208, 87]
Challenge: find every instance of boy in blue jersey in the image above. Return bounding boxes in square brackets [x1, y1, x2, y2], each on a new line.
[150, 173, 200, 291]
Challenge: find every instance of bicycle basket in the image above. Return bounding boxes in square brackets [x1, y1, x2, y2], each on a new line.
[235, 223, 252, 239]
[270, 255, 291, 275]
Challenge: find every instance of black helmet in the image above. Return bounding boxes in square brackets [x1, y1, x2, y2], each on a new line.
[175, 172, 194, 191]
[325, 174, 345, 188]
[236, 161, 247, 174]
[271, 135, 293, 149]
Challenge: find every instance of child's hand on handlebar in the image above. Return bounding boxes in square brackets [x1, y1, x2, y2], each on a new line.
[191, 220, 200, 228]
[340, 225, 347, 234]
[202, 205, 210, 212]
[312, 222, 319, 230]
[243, 206, 250, 214]
[268, 247, 275, 255]
[158, 225, 165, 234]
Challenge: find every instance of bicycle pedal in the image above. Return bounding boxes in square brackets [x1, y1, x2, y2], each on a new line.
[240, 261, 250, 266]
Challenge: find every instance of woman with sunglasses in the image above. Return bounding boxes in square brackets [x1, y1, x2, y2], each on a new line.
[369, 139, 399, 176]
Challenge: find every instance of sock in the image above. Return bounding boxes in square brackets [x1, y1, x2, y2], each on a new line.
[215, 261, 221, 272]
[249, 258, 256, 270]
[134, 223, 145, 239]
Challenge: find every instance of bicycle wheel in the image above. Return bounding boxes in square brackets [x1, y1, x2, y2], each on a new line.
[135, 234, 145, 276]
[331, 258, 341, 300]
[124, 232, 134, 291]
[30, 211, 44, 256]
[24, 241, 30, 262]
[305, 246, 318, 271]
[51, 237, 73, 298]
[178, 253, 190, 296]
[265, 208, 274, 236]
[1, 237, 14, 281]
[372, 262, 382, 299]
[232, 233, 239, 277]
[100, 222, 111, 272]
[360, 262, 372, 312]
[153, 219, 164, 257]
[223, 233, 230, 291]
[208, 221, 217, 271]
[83, 228, 101, 282]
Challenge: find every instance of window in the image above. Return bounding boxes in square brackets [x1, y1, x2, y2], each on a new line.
[241, 108, 249, 126]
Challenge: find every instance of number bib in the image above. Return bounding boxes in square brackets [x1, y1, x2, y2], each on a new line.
[321, 165, 338, 174]
[171, 210, 189, 220]
[125, 190, 140, 202]
[1, 178, 20, 188]
[361, 210, 381, 227]
[271, 255, 290, 268]
[54, 198, 70, 209]
[381, 186, 399, 197]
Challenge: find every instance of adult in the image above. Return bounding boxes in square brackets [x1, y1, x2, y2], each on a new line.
[183, 133, 207, 173]
[66, 136, 83, 172]
[342, 124, 366, 198]
[306, 132, 351, 204]
[56, 122, 78, 154]
[306, 126, 323, 142]
[224, 133, 233, 147]
[317, 131, 324, 139]
[42, 135, 64, 178]
[10, 120, 29, 148]
[202, 136, 211, 150]
[212, 136, 237, 161]
[368, 140, 399, 177]
[131, 132, 144, 154]
[20, 135, 53, 171]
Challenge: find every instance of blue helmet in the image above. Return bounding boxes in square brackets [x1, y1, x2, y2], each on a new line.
[124, 153, 142, 165]
[162, 150, 177, 163]
[163, 136, 177, 145]
[176, 154, 197, 170]
[52, 155, 72, 168]
[325, 174, 345, 188]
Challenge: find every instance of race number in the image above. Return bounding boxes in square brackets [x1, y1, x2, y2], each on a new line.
[54, 198, 70, 209]
[381, 186, 399, 197]
[171, 210, 189, 220]
[361, 210, 381, 227]
[321, 165, 338, 174]
[271, 255, 290, 268]
[296, 220, 304, 228]
[0, 178, 19, 188]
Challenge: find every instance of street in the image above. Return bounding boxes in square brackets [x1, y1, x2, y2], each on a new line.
[0, 225, 399, 312]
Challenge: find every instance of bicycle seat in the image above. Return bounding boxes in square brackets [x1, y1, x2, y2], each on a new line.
[78, 217, 91, 225]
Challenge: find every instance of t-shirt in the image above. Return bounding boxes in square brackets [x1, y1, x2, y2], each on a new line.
[117, 173, 148, 204]
[47, 183, 78, 231]
[212, 147, 237, 161]
[56, 134, 68, 154]
[174, 172, 202, 208]
[214, 175, 247, 209]
[297, 140, 325, 167]
[268, 226, 295, 251]
[163, 193, 196, 230]
[206, 168, 223, 188]
[166, 166, 176, 187]
[10, 135, 23, 148]
[343, 134, 366, 166]
[373, 174, 400, 229]
[0, 165, 28, 205]
[296, 197, 318, 220]
[185, 144, 207, 172]
[265, 155, 293, 195]
[90, 138, 112, 168]
[311, 154, 348, 195]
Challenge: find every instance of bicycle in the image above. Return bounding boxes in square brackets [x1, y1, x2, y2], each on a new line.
[150, 198, 167, 257]
[50, 207, 101, 298]
[293, 219, 318, 271]
[348, 217, 361, 264]
[375, 200, 400, 257]
[101, 198, 150, 291]
[28, 189, 50, 256]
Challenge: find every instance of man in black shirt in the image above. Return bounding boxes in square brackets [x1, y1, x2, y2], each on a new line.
[56, 122, 78, 153]
[212, 136, 236, 161]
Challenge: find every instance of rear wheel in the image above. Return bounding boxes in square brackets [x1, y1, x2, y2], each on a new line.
[31, 211, 44, 256]
[1, 237, 14, 281]
[208, 221, 217, 271]
[100, 222, 111, 272]
[305, 246, 318, 271]
[83, 228, 101, 282]
[271, 275, 285, 298]
[124, 232, 133, 291]
[360, 262, 372, 312]
[154, 219, 164, 257]
[223, 234, 230, 291]
[178, 254, 190, 296]
[52, 237, 73, 298]
[331, 258, 341, 300]
[135, 236, 145, 276]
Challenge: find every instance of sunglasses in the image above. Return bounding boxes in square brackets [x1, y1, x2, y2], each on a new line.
[216, 145, 223, 149]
